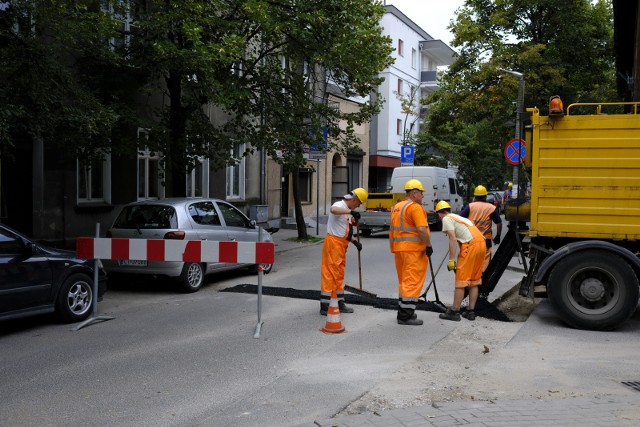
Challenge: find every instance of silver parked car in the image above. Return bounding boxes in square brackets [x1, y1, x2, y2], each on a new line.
[104, 198, 274, 292]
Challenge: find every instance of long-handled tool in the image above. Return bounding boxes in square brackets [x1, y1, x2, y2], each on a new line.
[344, 222, 377, 298]
[421, 254, 448, 309]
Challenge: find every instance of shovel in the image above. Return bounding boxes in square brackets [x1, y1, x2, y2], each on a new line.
[344, 222, 377, 298]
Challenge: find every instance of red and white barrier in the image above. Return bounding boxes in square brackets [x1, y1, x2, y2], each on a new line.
[76, 238, 275, 264]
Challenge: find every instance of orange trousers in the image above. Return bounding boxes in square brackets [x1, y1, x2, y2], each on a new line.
[321, 234, 349, 303]
[394, 251, 428, 299]
[455, 237, 485, 288]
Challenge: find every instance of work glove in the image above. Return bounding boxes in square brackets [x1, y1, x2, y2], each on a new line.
[447, 259, 457, 271]
[493, 235, 501, 245]
[352, 240, 362, 252]
[426, 246, 434, 257]
[350, 210, 361, 221]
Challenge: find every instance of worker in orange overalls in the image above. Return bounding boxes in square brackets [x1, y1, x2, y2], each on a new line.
[460, 185, 502, 271]
[389, 179, 433, 326]
[320, 188, 368, 315]
[435, 201, 486, 321]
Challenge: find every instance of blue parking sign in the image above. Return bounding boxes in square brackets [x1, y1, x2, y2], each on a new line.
[401, 145, 415, 164]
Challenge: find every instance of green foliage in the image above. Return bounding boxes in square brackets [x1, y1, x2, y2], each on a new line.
[1, 0, 393, 193]
[421, 0, 617, 187]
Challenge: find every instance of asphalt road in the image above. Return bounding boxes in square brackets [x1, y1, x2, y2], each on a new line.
[1, 226, 639, 426]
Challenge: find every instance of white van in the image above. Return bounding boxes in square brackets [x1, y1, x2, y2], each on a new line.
[390, 166, 463, 229]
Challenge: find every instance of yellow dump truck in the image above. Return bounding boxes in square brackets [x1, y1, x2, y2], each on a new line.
[483, 102, 640, 330]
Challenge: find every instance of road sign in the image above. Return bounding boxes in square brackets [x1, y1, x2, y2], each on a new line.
[401, 145, 415, 166]
[308, 127, 328, 159]
[504, 138, 526, 165]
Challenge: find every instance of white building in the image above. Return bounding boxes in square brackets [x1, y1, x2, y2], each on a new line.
[368, 5, 456, 192]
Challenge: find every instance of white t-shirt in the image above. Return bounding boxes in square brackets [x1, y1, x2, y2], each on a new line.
[442, 214, 474, 243]
[327, 200, 350, 238]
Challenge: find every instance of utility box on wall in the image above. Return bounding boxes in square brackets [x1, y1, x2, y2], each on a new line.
[249, 205, 269, 223]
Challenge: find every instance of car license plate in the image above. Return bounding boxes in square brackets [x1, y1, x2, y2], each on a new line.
[118, 260, 148, 267]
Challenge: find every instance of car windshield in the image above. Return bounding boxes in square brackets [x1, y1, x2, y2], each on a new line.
[113, 205, 178, 229]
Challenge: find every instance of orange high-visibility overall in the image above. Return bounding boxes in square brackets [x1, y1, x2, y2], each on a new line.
[389, 200, 429, 320]
[320, 215, 352, 306]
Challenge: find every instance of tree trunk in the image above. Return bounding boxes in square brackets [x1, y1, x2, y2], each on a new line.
[291, 168, 308, 240]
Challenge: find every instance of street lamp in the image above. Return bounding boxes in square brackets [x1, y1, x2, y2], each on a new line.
[497, 68, 524, 194]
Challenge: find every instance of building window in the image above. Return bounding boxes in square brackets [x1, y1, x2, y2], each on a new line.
[397, 119, 402, 136]
[137, 128, 163, 200]
[397, 78, 403, 95]
[412, 48, 417, 69]
[186, 158, 209, 198]
[298, 168, 312, 203]
[347, 159, 362, 190]
[77, 156, 111, 204]
[226, 144, 245, 199]
[398, 39, 404, 57]
[101, 0, 138, 53]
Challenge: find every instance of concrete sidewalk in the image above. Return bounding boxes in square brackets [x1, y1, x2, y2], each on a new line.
[303, 395, 640, 426]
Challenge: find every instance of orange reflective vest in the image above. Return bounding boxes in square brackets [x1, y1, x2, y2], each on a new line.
[467, 201, 496, 240]
[389, 200, 428, 253]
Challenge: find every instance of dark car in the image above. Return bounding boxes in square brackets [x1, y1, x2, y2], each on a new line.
[0, 223, 107, 323]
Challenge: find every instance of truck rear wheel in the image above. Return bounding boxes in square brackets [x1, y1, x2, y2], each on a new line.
[547, 250, 639, 330]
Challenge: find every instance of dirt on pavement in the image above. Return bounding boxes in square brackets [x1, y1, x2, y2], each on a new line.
[340, 287, 568, 415]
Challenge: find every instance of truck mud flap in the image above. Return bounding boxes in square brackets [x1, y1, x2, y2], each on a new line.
[479, 226, 518, 296]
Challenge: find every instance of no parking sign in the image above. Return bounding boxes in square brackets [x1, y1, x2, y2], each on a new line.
[504, 138, 526, 165]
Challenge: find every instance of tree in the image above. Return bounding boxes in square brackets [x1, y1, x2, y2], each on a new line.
[2, 0, 393, 240]
[421, 0, 616, 188]
[115, 0, 393, 238]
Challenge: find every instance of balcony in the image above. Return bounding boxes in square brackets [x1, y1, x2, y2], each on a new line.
[420, 70, 440, 93]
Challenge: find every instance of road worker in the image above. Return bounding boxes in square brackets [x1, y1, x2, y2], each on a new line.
[460, 185, 502, 271]
[502, 182, 513, 208]
[389, 179, 434, 326]
[320, 187, 368, 315]
[435, 201, 485, 321]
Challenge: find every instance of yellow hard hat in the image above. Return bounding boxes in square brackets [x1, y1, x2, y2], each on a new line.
[351, 187, 368, 204]
[404, 179, 425, 192]
[474, 185, 488, 196]
[508, 182, 513, 188]
[435, 200, 451, 212]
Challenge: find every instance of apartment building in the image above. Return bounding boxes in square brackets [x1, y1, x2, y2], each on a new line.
[368, 5, 456, 192]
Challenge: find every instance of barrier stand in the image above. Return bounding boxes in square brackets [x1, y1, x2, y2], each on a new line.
[253, 265, 264, 339]
[75, 234, 274, 336]
[254, 227, 265, 338]
[72, 223, 114, 331]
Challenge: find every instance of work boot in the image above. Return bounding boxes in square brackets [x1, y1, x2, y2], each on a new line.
[397, 317, 423, 326]
[439, 308, 461, 322]
[320, 303, 329, 316]
[462, 309, 476, 321]
[410, 313, 417, 320]
[338, 302, 354, 313]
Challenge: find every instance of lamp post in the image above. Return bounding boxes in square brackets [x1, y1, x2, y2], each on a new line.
[497, 68, 524, 194]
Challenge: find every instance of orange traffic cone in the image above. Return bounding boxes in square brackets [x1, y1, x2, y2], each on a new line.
[320, 290, 346, 334]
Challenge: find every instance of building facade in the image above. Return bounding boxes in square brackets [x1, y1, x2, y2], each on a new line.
[368, 5, 456, 192]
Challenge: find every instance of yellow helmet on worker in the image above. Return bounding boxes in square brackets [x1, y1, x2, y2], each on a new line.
[508, 182, 513, 188]
[348, 187, 368, 204]
[474, 185, 488, 196]
[404, 179, 425, 192]
[435, 200, 451, 212]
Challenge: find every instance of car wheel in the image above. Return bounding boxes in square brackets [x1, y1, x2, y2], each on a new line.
[178, 262, 205, 293]
[56, 273, 94, 323]
[547, 250, 639, 330]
